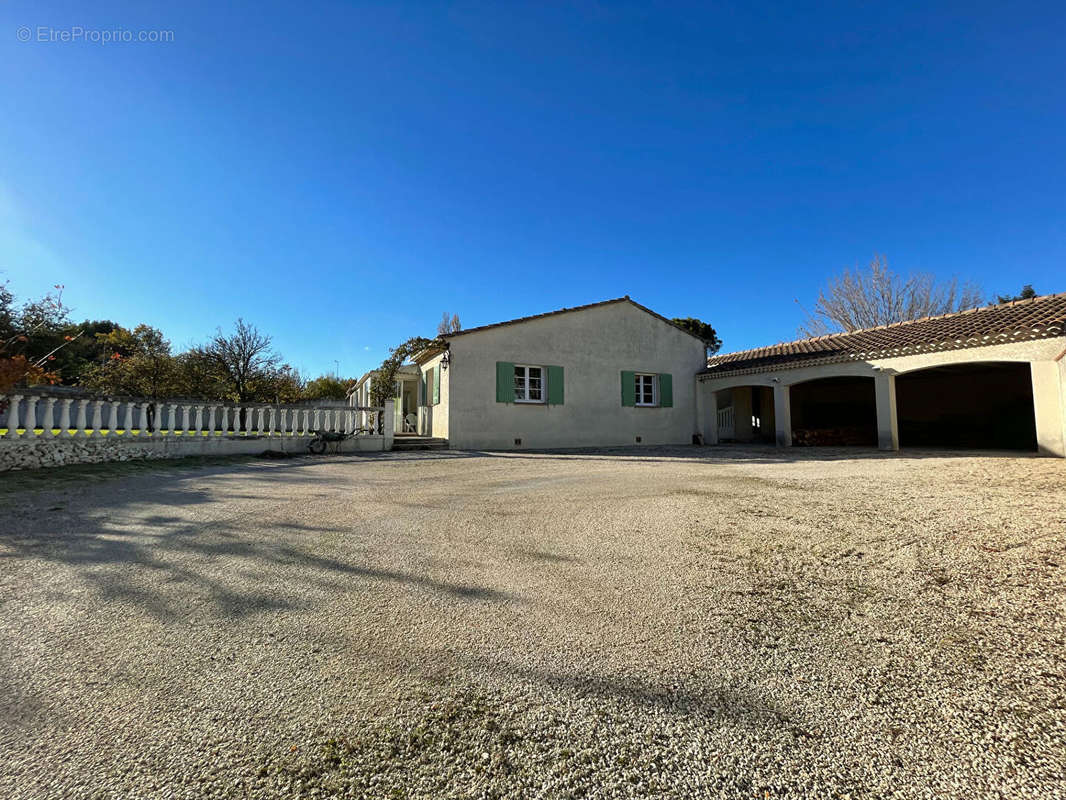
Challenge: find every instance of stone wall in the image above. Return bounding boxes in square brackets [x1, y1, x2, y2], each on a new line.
[0, 432, 391, 471]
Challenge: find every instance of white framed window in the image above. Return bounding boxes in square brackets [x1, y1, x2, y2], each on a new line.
[635, 373, 658, 406]
[514, 365, 545, 403]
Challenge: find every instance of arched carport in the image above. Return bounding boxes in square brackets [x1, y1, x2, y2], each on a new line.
[789, 375, 878, 446]
[697, 292, 1066, 457]
[895, 362, 1037, 450]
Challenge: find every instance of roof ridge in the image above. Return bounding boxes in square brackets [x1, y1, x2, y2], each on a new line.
[443, 296, 707, 343]
[709, 290, 1066, 363]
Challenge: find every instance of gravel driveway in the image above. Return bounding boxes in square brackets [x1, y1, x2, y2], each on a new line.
[1, 447, 1064, 799]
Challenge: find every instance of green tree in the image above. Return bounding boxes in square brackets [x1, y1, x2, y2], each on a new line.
[303, 374, 354, 401]
[670, 317, 722, 357]
[80, 324, 179, 398]
[996, 285, 1037, 303]
[371, 335, 440, 407]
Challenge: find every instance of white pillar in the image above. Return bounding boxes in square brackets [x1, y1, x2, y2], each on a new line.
[773, 383, 791, 447]
[56, 398, 73, 437]
[1031, 361, 1065, 458]
[256, 407, 265, 435]
[90, 400, 103, 435]
[874, 373, 899, 451]
[180, 405, 190, 433]
[194, 405, 204, 434]
[41, 397, 58, 438]
[74, 399, 89, 437]
[25, 395, 40, 437]
[207, 405, 217, 435]
[4, 394, 21, 439]
[169, 403, 181, 433]
[266, 407, 275, 435]
[383, 399, 395, 450]
[220, 406, 230, 434]
[139, 403, 151, 437]
[703, 385, 719, 445]
[120, 402, 134, 436]
[234, 406, 244, 435]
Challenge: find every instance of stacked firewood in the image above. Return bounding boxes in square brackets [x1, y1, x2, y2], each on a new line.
[792, 427, 874, 446]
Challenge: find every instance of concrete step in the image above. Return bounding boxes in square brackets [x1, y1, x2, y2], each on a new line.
[392, 437, 448, 451]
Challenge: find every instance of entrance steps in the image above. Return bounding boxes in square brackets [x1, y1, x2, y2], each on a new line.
[392, 436, 449, 451]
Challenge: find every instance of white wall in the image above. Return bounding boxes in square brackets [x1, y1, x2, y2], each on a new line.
[444, 301, 706, 449]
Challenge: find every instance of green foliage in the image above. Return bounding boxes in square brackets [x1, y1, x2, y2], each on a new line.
[996, 284, 1037, 303]
[371, 336, 442, 407]
[303, 374, 355, 401]
[670, 317, 722, 356]
[80, 324, 179, 397]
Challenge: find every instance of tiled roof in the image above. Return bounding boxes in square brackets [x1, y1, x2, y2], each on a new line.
[443, 297, 708, 343]
[703, 292, 1066, 376]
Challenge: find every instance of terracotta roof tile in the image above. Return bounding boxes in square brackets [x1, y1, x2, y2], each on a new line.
[703, 292, 1066, 376]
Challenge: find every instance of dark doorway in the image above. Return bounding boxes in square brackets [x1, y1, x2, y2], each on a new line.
[789, 376, 877, 446]
[896, 362, 1036, 450]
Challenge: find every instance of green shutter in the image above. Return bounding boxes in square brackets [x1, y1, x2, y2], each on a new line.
[621, 371, 636, 407]
[659, 373, 673, 407]
[547, 365, 564, 405]
[432, 365, 441, 405]
[496, 361, 515, 403]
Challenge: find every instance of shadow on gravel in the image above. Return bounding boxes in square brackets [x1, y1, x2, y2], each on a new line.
[0, 459, 517, 621]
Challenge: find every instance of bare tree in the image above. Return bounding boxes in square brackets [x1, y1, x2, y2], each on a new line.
[199, 318, 280, 402]
[798, 255, 985, 337]
[437, 312, 462, 335]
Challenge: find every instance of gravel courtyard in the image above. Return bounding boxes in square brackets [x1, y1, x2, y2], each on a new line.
[1, 447, 1064, 799]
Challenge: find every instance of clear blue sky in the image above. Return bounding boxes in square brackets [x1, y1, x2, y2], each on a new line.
[1, 1, 1063, 378]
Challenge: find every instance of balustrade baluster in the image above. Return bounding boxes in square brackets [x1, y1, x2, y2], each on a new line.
[194, 405, 204, 434]
[207, 405, 217, 435]
[121, 402, 134, 436]
[4, 394, 22, 439]
[56, 398, 73, 437]
[73, 399, 89, 437]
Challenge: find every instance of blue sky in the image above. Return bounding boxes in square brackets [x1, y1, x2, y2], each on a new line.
[1, 1, 1063, 378]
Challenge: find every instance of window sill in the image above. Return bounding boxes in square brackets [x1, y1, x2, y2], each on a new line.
[514, 399, 546, 405]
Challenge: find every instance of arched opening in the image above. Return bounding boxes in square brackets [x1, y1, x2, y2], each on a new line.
[789, 376, 877, 446]
[714, 386, 775, 443]
[896, 362, 1036, 450]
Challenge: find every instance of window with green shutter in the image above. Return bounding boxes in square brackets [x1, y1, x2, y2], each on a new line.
[621, 371, 636, 406]
[496, 361, 515, 402]
[547, 365, 564, 405]
[659, 373, 673, 407]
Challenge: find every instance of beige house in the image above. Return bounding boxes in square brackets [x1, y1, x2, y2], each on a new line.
[352, 293, 1066, 456]
[351, 297, 708, 450]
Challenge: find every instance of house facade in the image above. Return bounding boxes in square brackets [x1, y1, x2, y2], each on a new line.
[352, 293, 1066, 457]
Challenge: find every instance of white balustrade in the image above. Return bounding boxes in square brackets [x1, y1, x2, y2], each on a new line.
[234, 407, 244, 435]
[180, 405, 190, 434]
[220, 406, 230, 434]
[255, 407, 264, 435]
[207, 405, 217, 435]
[193, 405, 203, 434]
[5, 394, 21, 439]
[139, 403, 151, 437]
